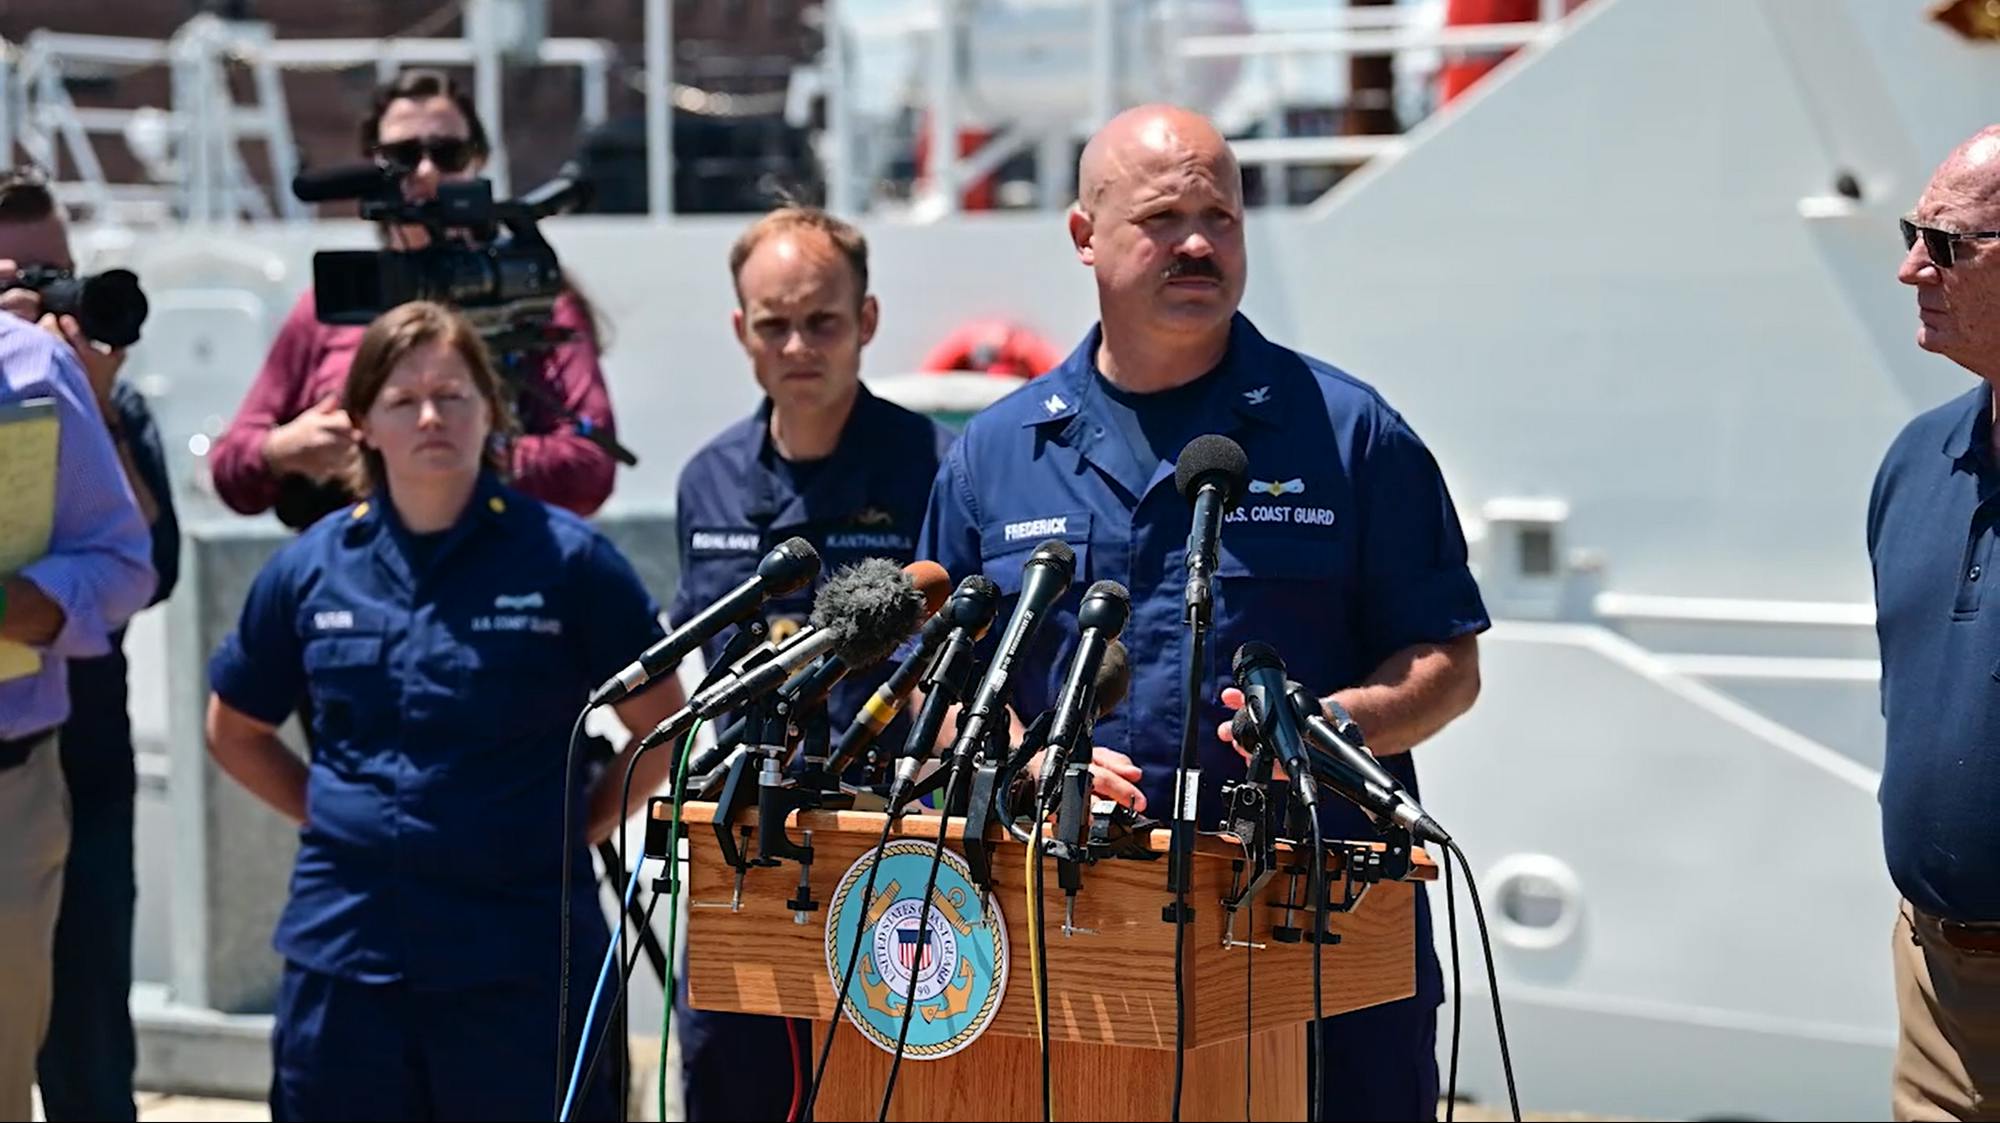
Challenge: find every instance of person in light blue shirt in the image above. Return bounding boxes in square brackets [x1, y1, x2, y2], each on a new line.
[0, 308, 154, 1121]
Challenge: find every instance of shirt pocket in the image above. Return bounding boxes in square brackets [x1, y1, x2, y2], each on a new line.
[1212, 526, 1355, 688]
[449, 630, 578, 748]
[301, 632, 388, 751]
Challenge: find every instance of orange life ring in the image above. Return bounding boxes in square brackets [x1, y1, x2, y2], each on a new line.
[919, 319, 1061, 380]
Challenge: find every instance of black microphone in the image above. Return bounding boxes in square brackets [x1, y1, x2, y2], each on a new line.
[1232, 642, 1320, 812]
[1037, 581, 1132, 796]
[292, 162, 400, 203]
[662, 558, 928, 771]
[834, 574, 1001, 776]
[883, 576, 1004, 804]
[937, 540, 1077, 781]
[1285, 683, 1450, 845]
[1094, 638, 1131, 719]
[519, 161, 595, 218]
[709, 562, 950, 768]
[1174, 435, 1249, 621]
[590, 538, 820, 707]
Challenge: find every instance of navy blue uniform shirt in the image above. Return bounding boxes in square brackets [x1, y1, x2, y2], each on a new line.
[208, 472, 666, 988]
[917, 314, 1489, 1002]
[1871, 383, 2000, 921]
[671, 385, 955, 749]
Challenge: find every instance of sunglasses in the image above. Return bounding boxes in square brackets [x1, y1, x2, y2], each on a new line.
[372, 136, 478, 175]
[1901, 216, 2000, 268]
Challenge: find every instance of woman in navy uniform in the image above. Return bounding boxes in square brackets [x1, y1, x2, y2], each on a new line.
[204, 301, 684, 1120]
[670, 206, 955, 1121]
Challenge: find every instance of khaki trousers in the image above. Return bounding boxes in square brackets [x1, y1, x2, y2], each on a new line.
[0, 736, 70, 1121]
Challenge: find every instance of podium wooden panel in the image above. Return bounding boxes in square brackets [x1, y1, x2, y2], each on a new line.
[666, 802, 1432, 1121]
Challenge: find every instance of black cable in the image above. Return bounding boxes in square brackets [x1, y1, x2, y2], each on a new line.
[804, 808, 900, 1119]
[1446, 840, 1520, 1123]
[612, 725, 669, 1114]
[556, 706, 592, 1117]
[1308, 816, 1325, 1123]
[1444, 846, 1463, 1123]
[877, 758, 966, 1121]
[1239, 842, 1255, 1123]
[577, 884, 665, 1099]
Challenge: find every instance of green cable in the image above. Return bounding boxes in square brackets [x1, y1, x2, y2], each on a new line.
[659, 720, 701, 1122]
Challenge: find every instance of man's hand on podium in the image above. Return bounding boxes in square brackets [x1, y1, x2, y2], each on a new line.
[1022, 746, 1147, 813]
[1215, 685, 1291, 781]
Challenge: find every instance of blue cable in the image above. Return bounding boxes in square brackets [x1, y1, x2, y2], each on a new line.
[560, 849, 649, 1122]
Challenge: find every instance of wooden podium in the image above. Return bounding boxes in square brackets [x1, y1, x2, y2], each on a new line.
[666, 801, 1432, 1122]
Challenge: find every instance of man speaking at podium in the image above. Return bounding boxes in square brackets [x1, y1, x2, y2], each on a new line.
[916, 105, 1488, 1121]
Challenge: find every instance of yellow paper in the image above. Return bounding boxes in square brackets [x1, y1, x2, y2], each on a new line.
[0, 397, 58, 682]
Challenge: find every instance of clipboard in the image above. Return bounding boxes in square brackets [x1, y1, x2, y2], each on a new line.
[0, 396, 58, 682]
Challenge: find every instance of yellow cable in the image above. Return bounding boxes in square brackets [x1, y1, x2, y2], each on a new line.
[1026, 823, 1052, 1120]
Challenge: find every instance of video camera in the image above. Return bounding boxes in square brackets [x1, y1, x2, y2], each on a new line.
[9, 265, 149, 348]
[291, 160, 593, 342]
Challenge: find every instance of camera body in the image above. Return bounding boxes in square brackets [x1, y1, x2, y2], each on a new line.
[9, 264, 150, 348]
[302, 167, 588, 339]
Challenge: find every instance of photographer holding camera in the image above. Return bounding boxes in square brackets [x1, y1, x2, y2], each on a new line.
[211, 70, 622, 529]
[0, 167, 177, 1121]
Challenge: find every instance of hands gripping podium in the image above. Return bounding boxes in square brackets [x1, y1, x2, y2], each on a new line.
[575, 435, 1501, 1123]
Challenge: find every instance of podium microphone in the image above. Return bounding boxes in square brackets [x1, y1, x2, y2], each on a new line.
[1037, 581, 1132, 795]
[828, 569, 987, 774]
[936, 540, 1076, 781]
[704, 562, 951, 769]
[638, 557, 928, 758]
[590, 538, 820, 707]
[1285, 682, 1450, 846]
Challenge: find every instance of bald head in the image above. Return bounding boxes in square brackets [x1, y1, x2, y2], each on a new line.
[1931, 125, 2000, 220]
[1078, 104, 1241, 216]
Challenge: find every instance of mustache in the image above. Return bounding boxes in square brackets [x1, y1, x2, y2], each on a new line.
[1164, 256, 1224, 283]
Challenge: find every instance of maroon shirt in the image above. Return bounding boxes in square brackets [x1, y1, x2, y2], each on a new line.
[211, 289, 619, 519]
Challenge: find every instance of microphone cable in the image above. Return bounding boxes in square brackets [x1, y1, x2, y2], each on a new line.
[575, 879, 665, 1101]
[561, 848, 648, 1121]
[1027, 820, 1052, 1123]
[1444, 845, 1463, 1123]
[786, 1017, 806, 1123]
[561, 719, 702, 1123]
[556, 705, 593, 1116]
[1445, 838, 1521, 1122]
[803, 805, 901, 1118]
[1308, 814, 1326, 1123]
[875, 754, 971, 1121]
[656, 722, 701, 1123]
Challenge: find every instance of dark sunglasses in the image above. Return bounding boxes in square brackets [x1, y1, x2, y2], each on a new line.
[372, 136, 477, 174]
[1901, 216, 2000, 268]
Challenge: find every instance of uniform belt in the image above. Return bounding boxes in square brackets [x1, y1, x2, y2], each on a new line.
[0, 729, 54, 772]
[1913, 906, 2000, 956]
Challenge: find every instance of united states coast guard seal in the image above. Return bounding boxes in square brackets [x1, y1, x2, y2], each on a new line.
[823, 839, 1009, 1059]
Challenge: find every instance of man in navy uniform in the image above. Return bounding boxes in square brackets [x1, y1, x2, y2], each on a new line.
[915, 105, 1487, 1121]
[672, 206, 955, 1121]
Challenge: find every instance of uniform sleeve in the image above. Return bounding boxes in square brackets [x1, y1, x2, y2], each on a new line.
[574, 532, 667, 688]
[210, 292, 318, 516]
[207, 546, 307, 726]
[915, 438, 985, 587]
[1354, 413, 1490, 663]
[508, 290, 618, 517]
